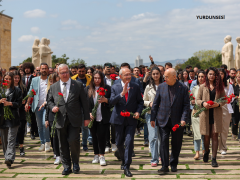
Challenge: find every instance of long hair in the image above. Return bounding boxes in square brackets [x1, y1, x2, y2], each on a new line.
[218, 68, 227, 87]
[205, 67, 224, 93]
[12, 70, 26, 93]
[148, 67, 163, 91]
[46, 73, 59, 93]
[197, 70, 206, 85]
[88, 71, 105, 98]
[3, 72, 15, 89]
[181, 69, 190, 81]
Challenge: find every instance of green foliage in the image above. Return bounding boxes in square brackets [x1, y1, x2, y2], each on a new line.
[20, 57, 32, 65]
[193, 49, 221, 62]
[0, 0, 4, 14]
[52, 54, 69, 68]
[180, 56, 201, 70]
[68, 58, 87, 68]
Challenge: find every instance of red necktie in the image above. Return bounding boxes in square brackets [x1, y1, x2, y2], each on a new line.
[125, 92, 128, 102]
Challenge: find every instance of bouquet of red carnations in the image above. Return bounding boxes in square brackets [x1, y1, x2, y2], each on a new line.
[23, 89, 36, 101]
[88, 87, 108, 128]
[110, 74, 118, 85]
[193, 94, 236, 117]
[188, 91, 200, 110]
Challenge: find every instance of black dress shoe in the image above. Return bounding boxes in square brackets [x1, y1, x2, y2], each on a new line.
[132, 151, 135, 157]
[5, 160, 13, 168]
[121, 162, 124, 170]
[203, 150, 210, 162]
[158, 167, 169, 175]
[31, 134, 35, 140]
[73, 163, 80, 174]
[187, 131, 192, 136]
[124, 168, 132, 177]
[211, 158, 218, 167]
[114, 150, 121, 161]
[62, 168, 72, 175]
[171, 166, 177, 172]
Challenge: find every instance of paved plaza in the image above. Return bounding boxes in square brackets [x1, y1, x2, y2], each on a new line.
[0, 130, 240, 180]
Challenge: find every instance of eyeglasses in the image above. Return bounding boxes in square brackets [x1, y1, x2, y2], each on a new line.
[59, 72, 69, 75]
[36, 70, 40, 72]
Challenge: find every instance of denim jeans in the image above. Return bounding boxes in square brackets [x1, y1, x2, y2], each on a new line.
[144, 123, 148, 140]
[194, 135, 205, 151]
[146, 113, 160, 164]
[81, 117, 92, 146]
[35, 107, 50, 144]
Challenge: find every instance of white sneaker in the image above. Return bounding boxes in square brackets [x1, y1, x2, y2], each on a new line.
[112, 144, 117, 152]
[54, 156, 61, 165]
[27, 127, 31, 134]
[105, 147, 110, 153]
[221, 151, 227, 155]
[92, 155, 99, 164]
[99, 156, 106, 166]
[45, 142, 51, 152]
[38, 144, 45, 151]
[53, 154, 56, 159]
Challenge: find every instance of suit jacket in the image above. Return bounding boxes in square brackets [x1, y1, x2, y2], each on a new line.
[28, 76, 48, 112]
[110, 81, 144, 126]
[22, 75, 34, 92]
[114, 76, 144, 94]
[151, 81, 189, 128]
[84, 85, 112, 124]
[0, 87, 22, 128]
[47, 79, 90, 128]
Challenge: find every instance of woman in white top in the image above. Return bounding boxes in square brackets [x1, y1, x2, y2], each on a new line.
[85, 71, 112, 166]
[143, 67, 162, 167]
[218, 68, 234, 155]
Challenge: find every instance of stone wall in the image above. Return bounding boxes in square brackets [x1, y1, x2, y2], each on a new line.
[0, 14, 13, 70]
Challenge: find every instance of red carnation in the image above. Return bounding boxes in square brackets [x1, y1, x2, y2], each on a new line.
[29, 97, 34, 104]
[120, 111, 126, 117]
[230, 82, 233, 85]
[188, 80, 193, 84]
[58, 92, 63, 96]
[190, 94, 193, 97]
[139, 74, 144, 78]
[172, 127, 177, 132]
[110, 74, 118, 80]
[125, 112, 131, 117]
[31, 89, 36, 95]
[207, 100, 214, 106]
[193, 97, 195, 100]
[28, 106, 31, 110]
[174, 124, 179, 128]
[188, 90, 191, 93]
[97, 90, 99, 93]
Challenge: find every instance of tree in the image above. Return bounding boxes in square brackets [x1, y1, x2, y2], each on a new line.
[52, 54, 69, 68]
[0, 0, 4, 14]
[68, 58, 87, 68]
[180, 56, 201, 69]
[193, 50, 221, 62]
[200, 53, 222, 70]
[20, 57, 32, 65]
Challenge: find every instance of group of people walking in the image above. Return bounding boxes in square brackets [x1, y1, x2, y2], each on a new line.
[0, 59, 239, 177]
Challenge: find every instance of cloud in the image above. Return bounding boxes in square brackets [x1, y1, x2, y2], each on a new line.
[60, 19, 89, 30]
[50, 14, 59, 18]
[199, 0, 239, 3]
[18, 35, 39, 42]
[31, 27, 40, 34]
[61, 20, 78, 25]
[117, 3, 122, 7]
[24, 9, 46, 18]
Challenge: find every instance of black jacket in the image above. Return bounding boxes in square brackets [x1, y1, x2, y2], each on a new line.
[84, 85, 112, 124]
[22, 75, 35, 92]
[232, 83, 239, 123]
[19, 85, 28, 121]
[0, 87, 23, 128]
[45, 90, 55, 122]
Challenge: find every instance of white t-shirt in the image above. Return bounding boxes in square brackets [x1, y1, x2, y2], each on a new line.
[37, 79, 48, 107]
[93, 86, 102, 122]
[105, 76, 112, 86]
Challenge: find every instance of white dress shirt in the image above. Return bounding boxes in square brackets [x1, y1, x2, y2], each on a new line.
[25, 75, 31, 85]
[105, 76, 112, 86]
[60, 78, 71, 102]
[224, 84, 234, 113]
[93, 86, 102, 122]
[37, 78, 48, 107]
[120, 80, 130, 98]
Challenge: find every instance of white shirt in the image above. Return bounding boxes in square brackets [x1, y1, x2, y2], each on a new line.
[93, 86, 102, 122]
[155, 85, 158, 91]
[60, 78, 71, 102]
[105, 76, 112, 86]
[184, 81, 188, 87]
[224, 84, 234, 113]
[120, 80, 130, 97]
[37, 78, 48, 107]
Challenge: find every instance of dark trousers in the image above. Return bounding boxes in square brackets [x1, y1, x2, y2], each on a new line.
[115, 118, 136, 169]
[106, 123, 116, 147]
[57, 118, 80, 169]
[159, 118, 184, 167]
[17, 119, 26, 144]
[90, 121, 108, 154]
[232, 117, 239, 136]
[49, 121, 60, 157]
[30, 110, 38, 136]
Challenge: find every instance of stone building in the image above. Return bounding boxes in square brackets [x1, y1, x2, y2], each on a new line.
[0, 14, 13, 70]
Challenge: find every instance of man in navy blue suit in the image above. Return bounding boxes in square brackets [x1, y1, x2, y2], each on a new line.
[114, 63, 144, 94]
[110, 68, 143, 177]
[151, 68, 189, 174]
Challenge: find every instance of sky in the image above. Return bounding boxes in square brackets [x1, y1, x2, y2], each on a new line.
[2, 0, 240, 66]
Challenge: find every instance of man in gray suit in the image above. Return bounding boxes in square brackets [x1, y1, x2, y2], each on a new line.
[47, 64, 90, 175]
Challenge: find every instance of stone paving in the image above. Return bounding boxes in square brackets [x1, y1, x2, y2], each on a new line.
[0, 130, 240, 179]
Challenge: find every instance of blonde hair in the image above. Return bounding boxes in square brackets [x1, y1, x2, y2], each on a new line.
[46, 73, 58, 93]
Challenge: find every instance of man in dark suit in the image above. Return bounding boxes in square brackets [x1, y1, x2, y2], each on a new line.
[151, 68, 189, 174]
[47, 64, 90, 175]
[110, 68, 143, 177]
[22, 62, 38, 140]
